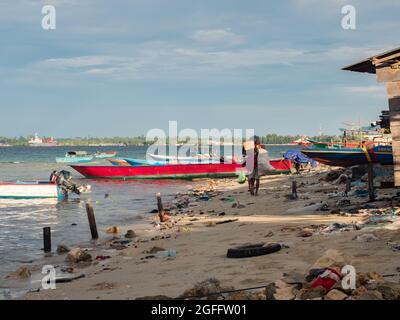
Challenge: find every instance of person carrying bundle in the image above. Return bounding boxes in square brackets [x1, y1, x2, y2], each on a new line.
[242, 136, 274, 196]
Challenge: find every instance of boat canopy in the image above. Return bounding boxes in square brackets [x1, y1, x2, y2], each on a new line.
[67, 151, 88, 156]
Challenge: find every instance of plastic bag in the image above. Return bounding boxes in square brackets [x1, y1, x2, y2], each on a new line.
[257, 149, 274, 176]
[237, 171, 247, 184]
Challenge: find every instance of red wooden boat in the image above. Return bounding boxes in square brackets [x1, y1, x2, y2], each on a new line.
[71, 159, 292, 180]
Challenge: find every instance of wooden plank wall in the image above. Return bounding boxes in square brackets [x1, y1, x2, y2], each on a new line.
[376, 66, 400, 186]
[387, 81, 400, 186]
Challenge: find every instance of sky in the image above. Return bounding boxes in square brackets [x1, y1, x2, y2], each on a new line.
[0, 0, 399, 138]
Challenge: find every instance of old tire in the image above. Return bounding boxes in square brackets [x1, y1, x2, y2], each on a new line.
[227, 243, 281, 258]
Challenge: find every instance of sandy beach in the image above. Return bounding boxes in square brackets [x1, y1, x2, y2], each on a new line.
[15, 166, 400, 300]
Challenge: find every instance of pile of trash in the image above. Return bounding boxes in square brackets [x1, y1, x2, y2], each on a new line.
[260, 249, 400, 300]
[177, 250, 400, 300]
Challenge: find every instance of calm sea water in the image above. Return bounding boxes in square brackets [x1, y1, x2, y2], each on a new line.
[0, 145, 300, 295]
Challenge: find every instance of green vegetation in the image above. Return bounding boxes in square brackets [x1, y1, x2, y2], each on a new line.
[0, 134, 340, 146]
[260, 134, 339, 144]
[56, 136, 151, 146]
[0, 136, 29, 146]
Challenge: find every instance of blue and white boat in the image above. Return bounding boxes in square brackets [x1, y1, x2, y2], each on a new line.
[125, 158, 221, 166]
[301, 145, 393, 167]
[56, 151, 94, 163]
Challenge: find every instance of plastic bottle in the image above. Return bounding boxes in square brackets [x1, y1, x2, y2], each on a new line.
[155, 250, 177, 258]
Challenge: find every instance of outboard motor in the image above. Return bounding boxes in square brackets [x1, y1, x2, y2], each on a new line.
[51, 170, 91, 197]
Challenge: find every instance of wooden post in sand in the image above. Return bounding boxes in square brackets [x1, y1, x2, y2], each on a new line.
[156, 192, 164, 222]
[291, 181, 298, 200]
[43, 227, 51, 253]
[345, 177, 351, 195]
[86, 203, 99, 240]
[367, 163, 375, 201]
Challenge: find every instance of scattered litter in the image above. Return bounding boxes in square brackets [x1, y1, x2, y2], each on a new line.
[325, 170, 343, 182]
[177, 226, 192, 233]
[60, 267, 75, 273]
[310, 267, 342, 291]
[56, 274, 85, 284]
[65, 248, 92, 263]
[125, 230, 137, 238]
[349, 189, 369, 198]
[199, 194, 209, 201]
[106, 226, 120, 234]
[333, 174, 349, 185]
[57, 245, 70, 254]
[318, 223, 359, 235]
[2, 289, 12, 300]
[89, 281, 115, 291]
[351, 180, 366, 187]
[179, 278, 233, 300]
[298, 230, 313, 238]
[6, 266, 31, 279]
[155, 250, 177, 258]
[216, 219, 239, 225]
[145, 246, 165, 254]
[387, 241, 400, 251]
[95, 255, 111, 261]
[336, 199, 351, 208]
[353, 233, 379, 242]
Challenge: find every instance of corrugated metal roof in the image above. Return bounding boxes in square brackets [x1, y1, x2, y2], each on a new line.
[342, 46, 400, 74]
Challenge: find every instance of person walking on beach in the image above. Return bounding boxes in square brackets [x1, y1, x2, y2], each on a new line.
[242, 136, 262, 196]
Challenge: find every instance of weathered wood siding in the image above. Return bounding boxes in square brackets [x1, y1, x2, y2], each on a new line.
[387, 80, 400, 185]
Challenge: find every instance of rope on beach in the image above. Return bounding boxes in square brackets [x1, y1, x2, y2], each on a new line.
[175, 283, 279, 300]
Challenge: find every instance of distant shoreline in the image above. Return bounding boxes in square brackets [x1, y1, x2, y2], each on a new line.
[0, 143, 300, 147]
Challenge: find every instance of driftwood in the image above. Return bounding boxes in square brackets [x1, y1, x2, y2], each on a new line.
[56, 274, 85, 283]
[216, 219, 239, 225]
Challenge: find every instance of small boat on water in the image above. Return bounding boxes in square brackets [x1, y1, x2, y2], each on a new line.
[301, 145, 393, 167]
[94, 151, 118, 159]
[148, 153, 220, 162]
[56, 151, 94, 163]
[108, 158, 131, 166]
[126, 158, 221, 166]
[0, 181, 63, 199]
[0, 171, 91, 199]
[71, 159, 293, 180]
[123, 158, 168, 166]
[107, 157, 222, 167]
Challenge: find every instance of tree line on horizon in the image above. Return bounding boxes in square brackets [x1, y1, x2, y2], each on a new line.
[0, 134, 340, 146]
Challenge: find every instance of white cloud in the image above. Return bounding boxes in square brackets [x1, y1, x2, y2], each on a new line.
[343, 86, 386, 94]
[19, 42, 396, 85]
[191, 28, 244, 45]
[33, 46, 306, 81]
[175, 47, 304, 67]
